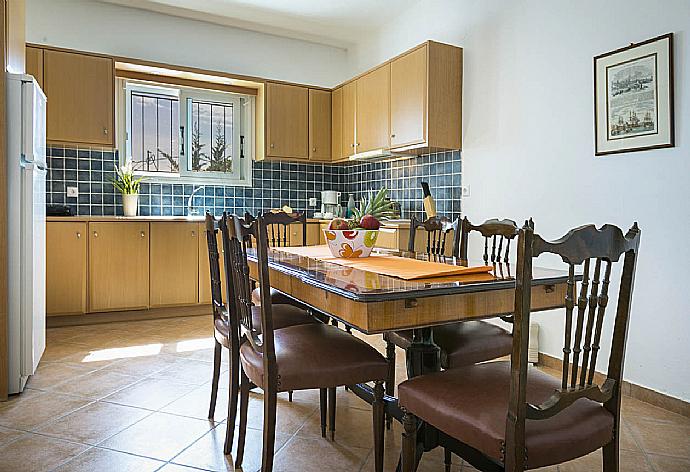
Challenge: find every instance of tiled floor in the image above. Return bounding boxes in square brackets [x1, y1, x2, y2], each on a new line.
[1, 315, 689, 471]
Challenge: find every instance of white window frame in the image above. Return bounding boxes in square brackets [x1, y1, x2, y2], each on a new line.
[121, 79, 253, 186]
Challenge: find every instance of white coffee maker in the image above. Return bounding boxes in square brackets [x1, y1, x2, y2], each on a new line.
[320, 190, 341, 219]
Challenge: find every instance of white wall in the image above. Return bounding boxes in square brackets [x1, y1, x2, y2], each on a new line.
[351, 0, 690, 401]
[25, 0, 348, 87]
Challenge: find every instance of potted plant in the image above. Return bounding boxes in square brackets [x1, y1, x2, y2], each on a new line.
[323, 188, 395, 258]
[111, 160, 145, 217]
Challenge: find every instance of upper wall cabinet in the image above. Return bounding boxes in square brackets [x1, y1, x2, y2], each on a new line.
[25, 46, 43, 89]
[340, 81, 357, 161]
[43, 49, 115, 147]
[356, 64, 390, 154]
[308, 89, 331, 161]
[265, 82, 309, 160]
[390, 41, 462, 152]
[331, 87, 343, 162]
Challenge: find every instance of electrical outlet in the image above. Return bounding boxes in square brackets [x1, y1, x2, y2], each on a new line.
[461, 185, 471, 198]
[308, 197, 317, 207]
[66, 186, 79, 198]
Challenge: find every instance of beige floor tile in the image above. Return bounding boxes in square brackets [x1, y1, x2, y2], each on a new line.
[54, 447, 164, 472]
[103, 377, 197, 411]
[151, 358, 224, 385]
[35, 401, 151, 445]
[157, 464, 210, 472]
[244, 392, 318, 435]
[0, 425, 25, 447]
[48, 369, 140, 400]
[0, 433, 88, 472]
[99, 352, 181, 377]
[558, 449, 652, 471]
[40, 342, 93, 363]
[647, 453, 690, 472]
[0, 390, 91, 431]
[627, 418, 690, 458]
[272, 436, 369, 472]
[622, 396, 690, 427]
[26, 361, 95, 391]
[100, 411, 214, 461]
[162, 384, 229, 421]
[296, 405, 376, 448]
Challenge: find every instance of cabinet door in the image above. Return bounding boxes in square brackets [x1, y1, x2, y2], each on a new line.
[356, 64, 390, 153]
[46, 222, 87, 316]
[43, 50, 114, 146]
[331, 87, 343, 161]
[306, 224, 321, 246]
[89, 222, 149, 312]
[265, 82, 308, 159]
[391, 45, 427, 148]
[342, 81, 357, 158]
[199, 223, 227, 305]
[150, 223, 198, 307]
[25, 46, 43, 89]
[308, 89, 331, 161]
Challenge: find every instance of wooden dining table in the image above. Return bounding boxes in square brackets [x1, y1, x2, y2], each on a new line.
[246, 245, 571, 468]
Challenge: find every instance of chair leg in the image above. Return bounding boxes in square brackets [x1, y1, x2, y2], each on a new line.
[319, 388, 327, 438]
[223, 347, 240, 455]
[402, 411, 418, 472]
[288, 391, 293, 402]
[261, 389, 278, 472]
[385, 339, 396, 430]
[372, 381, 385, 472]
[328, 387, 337, 440]
[208, 340, 222, 419]
[444, 448, 452, 472]
[235, 368, 250, 468]
[602, 429, 620, 472]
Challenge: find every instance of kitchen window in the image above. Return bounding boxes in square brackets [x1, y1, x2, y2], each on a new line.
[121, 80, 253, 185]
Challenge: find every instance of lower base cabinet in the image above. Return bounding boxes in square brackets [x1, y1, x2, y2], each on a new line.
[46, 222, 87, 316]
[88, 222, 150, 312]
[150, 222, 199, 307]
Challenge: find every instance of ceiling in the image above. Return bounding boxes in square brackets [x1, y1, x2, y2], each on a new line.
[98, 0, 417, 49]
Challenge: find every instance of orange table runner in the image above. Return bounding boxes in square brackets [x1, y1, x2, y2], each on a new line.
[274, 245, 493, 281]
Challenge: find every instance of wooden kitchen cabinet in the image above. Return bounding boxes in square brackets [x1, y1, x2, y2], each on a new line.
[198, 223, 226, 305]
[308, 89, 331, 161]
[331, 87, 343, 161]
[88, 222, 149, 312]
[265, 82, 309, 159]
[43, 49, 115, 146]
[150, 223, 199, 307]
[46, 222, 87, 316]
[25, 46, 43, 89]
[390, 44, 427, 148]
[341, 81, 357, 160]
[356, 64, 391, 154]
[286, 223, 321, 246]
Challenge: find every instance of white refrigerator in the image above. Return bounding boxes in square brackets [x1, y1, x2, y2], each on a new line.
[6, 73, 47, 394]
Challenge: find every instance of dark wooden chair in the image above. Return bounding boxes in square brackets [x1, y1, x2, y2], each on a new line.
[399, 221, 641, 472]
[204, 213, 320, 455]
[224, 213, 389, 472]
[384, 217, 517, 403]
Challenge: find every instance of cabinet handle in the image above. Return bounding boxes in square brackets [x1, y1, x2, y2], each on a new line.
[351, 143, 355, 148]
[76, 232, 81, 239]
[312, 147, 316, 152]
[93, 231, 98, 238]
[140, 231, 146, 238]
[391, 134, 396, 138]
[270, 143, 275, 148]
[356, 142, 360, 146]
[191, 231, 196, 237]
[103, 128, 108, 135]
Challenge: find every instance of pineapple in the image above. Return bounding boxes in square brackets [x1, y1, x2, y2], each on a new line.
[350, 188, 395, 229]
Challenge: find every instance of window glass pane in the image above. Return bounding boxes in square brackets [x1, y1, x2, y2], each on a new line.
[189, 99, 233, 173]
[129, 91, 179, 173]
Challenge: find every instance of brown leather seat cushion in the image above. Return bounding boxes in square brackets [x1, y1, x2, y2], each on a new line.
[252, 286, 296, 306]
[398, 362, 614, 469]
[387, 321, 513, 368]
[214, 304, 317, 346]
[240, 323, 389, 392]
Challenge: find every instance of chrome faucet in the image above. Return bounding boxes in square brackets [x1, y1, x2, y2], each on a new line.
[187, 186, 205, 216]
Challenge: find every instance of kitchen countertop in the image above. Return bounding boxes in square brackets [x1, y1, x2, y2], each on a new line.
[47, 215, 412, 228]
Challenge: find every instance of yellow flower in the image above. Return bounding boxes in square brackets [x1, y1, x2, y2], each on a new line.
[339, 243, 362, 258]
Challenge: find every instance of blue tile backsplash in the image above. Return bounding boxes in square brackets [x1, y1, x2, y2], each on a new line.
[46, 147, 461, 220]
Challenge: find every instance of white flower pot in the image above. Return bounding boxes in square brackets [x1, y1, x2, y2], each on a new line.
[122, 193, 139, 217]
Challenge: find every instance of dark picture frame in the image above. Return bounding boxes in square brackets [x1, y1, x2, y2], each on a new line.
[594, 33, 674, 156]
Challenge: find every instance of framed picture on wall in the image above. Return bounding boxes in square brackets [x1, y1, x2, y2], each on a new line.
[594, 33, 674, 156]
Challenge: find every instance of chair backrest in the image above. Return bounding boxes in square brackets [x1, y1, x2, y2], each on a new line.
[221, 212, 277, 372]
[245, 210, 307, 248]
[505, 221, 641, 470]
[459, 217, 519, 266]
[204, 213, 225, 326]
[407, 215, 460, 259]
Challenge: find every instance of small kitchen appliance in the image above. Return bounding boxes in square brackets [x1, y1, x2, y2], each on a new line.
[321, 190, 341, 219]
